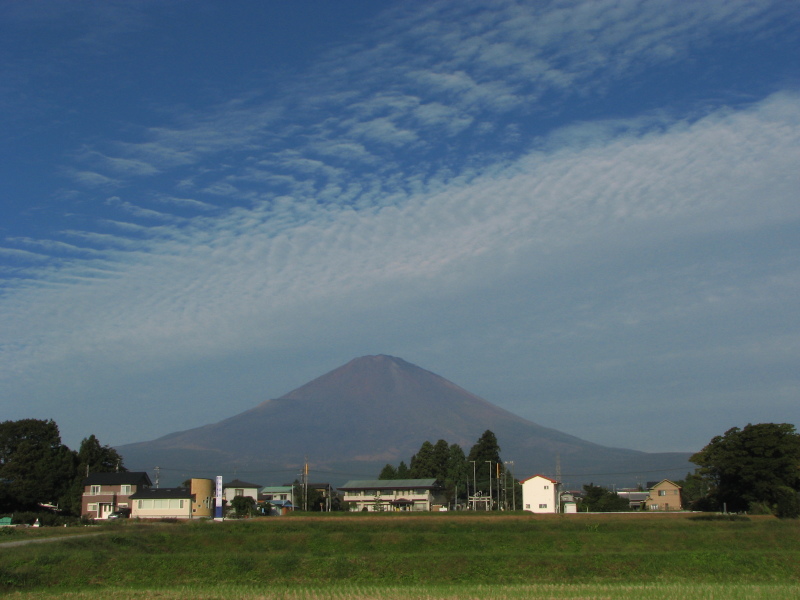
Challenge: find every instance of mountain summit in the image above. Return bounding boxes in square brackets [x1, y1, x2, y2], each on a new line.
[117, 355, 690, 486]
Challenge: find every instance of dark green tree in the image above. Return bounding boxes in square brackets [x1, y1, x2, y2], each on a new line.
[467, 430, 502, 495]
[0, 419, 77, 512]
[378, 463, 398, 480]
[690, 423, 800, 516]
[230, 495, 256, 517]
[396, 461, 410, 479]
[580, 484, 630, 512]
[442, 442, 468, 505]
[77, 434, 125, 475]
[431, 439, 450, 481]
[61, 434, 128, 515]
[410, 441, 437, 478]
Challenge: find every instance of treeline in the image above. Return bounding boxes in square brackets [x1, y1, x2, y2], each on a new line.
[377, 429, 520, 507]
[0, 418, 124, 516]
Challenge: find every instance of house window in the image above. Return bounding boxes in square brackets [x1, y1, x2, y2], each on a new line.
[658, 490, 667, 496]
[88, 503, 97, 512]
[544, 485, 549, 489]
[120, 485, 131, 495]
[525, 504, 530, 509]
[235, 489, 244, 497]
[539, 504, 548, 509]
[91, 485, 101, 495]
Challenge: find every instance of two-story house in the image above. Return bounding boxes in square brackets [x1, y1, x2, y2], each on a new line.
[520, 474, 560, 514]
[644, 479, 683, 511]
[338, 479, 442, 511]
[222, 479, 262, 505]
[81, 472, 152, 519]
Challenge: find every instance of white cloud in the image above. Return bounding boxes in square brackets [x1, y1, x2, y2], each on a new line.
[1, 0, 798, 453]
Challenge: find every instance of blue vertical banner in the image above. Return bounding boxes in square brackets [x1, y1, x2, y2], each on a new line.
[215, 476, 223, 519]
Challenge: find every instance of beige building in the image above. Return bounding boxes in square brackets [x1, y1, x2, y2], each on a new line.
[644, 479, 682, 511]
[130, 478, 214, 519]
[339, 479, 442, 511]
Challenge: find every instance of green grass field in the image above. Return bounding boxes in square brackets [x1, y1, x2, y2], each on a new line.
[1, 512, 798, 599]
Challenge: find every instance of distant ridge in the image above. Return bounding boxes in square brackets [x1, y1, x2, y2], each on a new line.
[117, 355, 691, 487]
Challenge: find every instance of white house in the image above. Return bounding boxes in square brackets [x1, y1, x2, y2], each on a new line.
[338, 479, 442, 511]
[222, 479, 262, 504]
[520, 474, 560, 513]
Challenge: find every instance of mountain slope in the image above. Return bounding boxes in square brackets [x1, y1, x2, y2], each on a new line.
[117, 355, 691, 486]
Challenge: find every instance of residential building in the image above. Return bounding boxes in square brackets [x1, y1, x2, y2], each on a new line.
[617, 489, 650, 510]
[222, 479, 261, 504]
[644, 479, 683, 511]
[338, 479, 442, 511]
[520, 474, 560, 514]
[81, 472, 152, 520]
[260, 485, 295, 515]
[130, 478, 214, 520]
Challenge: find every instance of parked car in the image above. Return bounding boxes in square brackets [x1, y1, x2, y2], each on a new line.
[107, 508, 131, 519]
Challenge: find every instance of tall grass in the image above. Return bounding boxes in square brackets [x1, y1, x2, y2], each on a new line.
[1, 513, 798, 597]
[5, 583, 800, 600]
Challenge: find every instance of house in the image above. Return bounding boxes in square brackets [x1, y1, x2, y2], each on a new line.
[520, 474, 560, 513]
[338, 479, 442, 511]
[260, 485, 295, 515]
[644, 479, 683, 511]
[617, 489, 650, 510]
[130, 478, 214, 520]
[81, 472, 152, 520]
[222, 479, 262, 504]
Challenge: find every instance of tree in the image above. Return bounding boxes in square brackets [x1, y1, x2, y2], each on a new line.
[410, 441, 436, 478]
[467, 430, 502, 495]
[378, 464, 398, 480]
[690, 423, 800, 516]
[0, 419, 76, 512]
[443, 443, 468, 505]
[61, 434, 127, 515]
[230, 495, 256, 517]
[77, 434, 125, 475]
[396, 461, 410, 479]
[580, 484, 630, 512]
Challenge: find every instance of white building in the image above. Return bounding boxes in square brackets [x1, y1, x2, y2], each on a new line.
[520, 474, 560, 513]
[338, 479, 442, 511]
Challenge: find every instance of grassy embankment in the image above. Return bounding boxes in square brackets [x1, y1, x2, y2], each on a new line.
[1, 512, 799, 599]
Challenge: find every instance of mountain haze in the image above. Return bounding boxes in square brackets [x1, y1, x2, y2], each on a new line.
[118, 355, 691, 487]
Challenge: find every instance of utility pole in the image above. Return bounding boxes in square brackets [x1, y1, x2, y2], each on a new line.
[154, 466, 160, 489]
[303, 458, 309, 512]
[485, 461, 490, 510]
[556, 455, 562, 513]
[469, 461, 477, 510]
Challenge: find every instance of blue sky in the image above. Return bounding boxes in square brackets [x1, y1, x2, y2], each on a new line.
[2, 0, 798, 455]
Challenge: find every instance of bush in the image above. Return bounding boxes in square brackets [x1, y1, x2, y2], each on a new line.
[3, 511, 82, 527]
[774, 487, 800, 519]
[695, 514, 748, 521]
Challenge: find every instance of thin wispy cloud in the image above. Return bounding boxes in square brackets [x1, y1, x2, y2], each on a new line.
[0, 0, 798, 457]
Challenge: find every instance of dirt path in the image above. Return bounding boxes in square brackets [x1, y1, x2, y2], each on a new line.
[0, 532, 104, 548]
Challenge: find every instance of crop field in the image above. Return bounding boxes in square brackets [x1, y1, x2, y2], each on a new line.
[1, 512, 799, 599]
